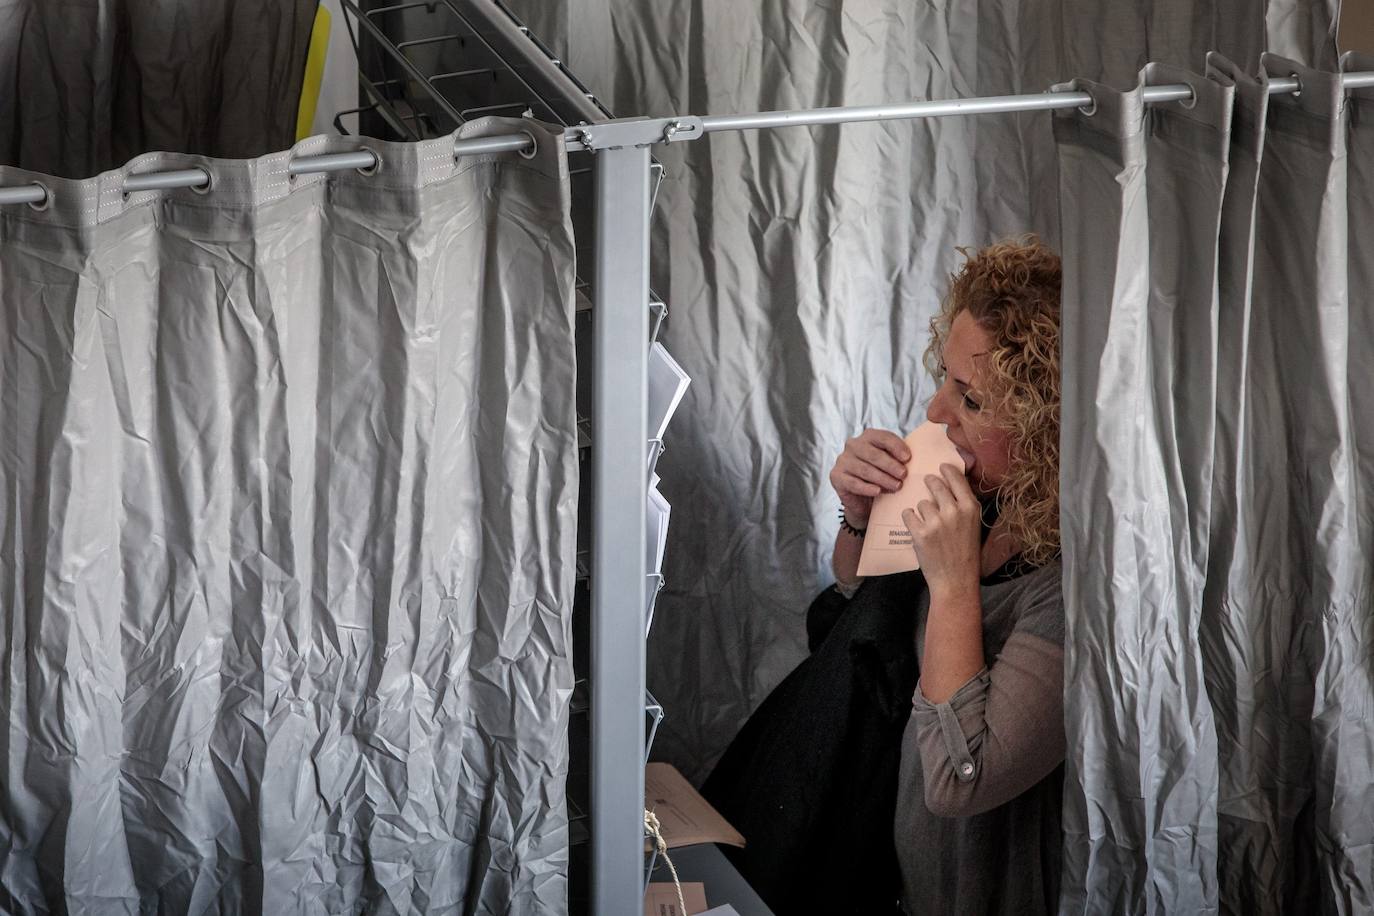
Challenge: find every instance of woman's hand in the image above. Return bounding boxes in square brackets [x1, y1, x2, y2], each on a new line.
[901, 464, 981, 599]
[829, 428, 911, 526]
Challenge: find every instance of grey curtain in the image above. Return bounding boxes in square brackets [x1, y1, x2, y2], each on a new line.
[1053, 52, 1374, 913]
[503, 0, 1339, 782]
[0, 119, 577, 914]
[0, 0, 318, 179]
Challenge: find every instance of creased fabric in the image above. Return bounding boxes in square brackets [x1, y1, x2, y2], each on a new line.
[497, 0, 1341, 785]
[0, 118, 577, 915]
[0, 0, 318, 179]
[1053, 54, 1374, 914]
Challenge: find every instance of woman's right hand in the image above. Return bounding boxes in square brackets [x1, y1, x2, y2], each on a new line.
[829, 428, 912, 526]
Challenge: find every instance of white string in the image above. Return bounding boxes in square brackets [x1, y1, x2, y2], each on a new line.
[644, 808, 688, 915]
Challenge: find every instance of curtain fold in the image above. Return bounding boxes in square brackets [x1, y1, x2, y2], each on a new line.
[1052, 66, 1225, 913]
[1255, 50, 1374, 913]
[0, 118, 577, 915]
[0, 0, 319, 179]
[502, 0, 1342, 785]
[1055, 53, 1374, 914]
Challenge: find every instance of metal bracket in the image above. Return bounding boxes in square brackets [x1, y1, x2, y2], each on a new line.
[648, 300, 668, 344]
[644, 691, 664, 765]
[644, 572, 666, 638]
[570, 116, 705, 151]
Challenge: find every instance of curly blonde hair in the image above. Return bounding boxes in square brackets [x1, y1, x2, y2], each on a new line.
[923, 236, 1062, 566]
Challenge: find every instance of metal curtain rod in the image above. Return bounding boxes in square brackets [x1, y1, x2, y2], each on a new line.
[3, 72, 1373, 208]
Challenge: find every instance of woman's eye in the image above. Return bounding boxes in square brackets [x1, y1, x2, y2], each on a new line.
[962, 393, 981, 412]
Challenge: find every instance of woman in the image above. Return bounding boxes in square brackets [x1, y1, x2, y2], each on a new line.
[703, 237, 1064, 915]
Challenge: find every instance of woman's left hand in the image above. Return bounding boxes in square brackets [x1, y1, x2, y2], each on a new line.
[901, 463, 982, 600]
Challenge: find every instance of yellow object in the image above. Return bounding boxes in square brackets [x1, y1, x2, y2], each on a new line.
[296, 4, 332, 141]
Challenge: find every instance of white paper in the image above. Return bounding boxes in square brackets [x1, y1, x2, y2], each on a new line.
[647, 484, 671, 574]
[646, 571, 663, 637]
[646, 481, 671, 636]
[698, 907, 742, 916]
[648, 342, 692, 441]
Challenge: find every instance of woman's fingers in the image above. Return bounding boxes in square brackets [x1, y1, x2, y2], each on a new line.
[939, 463, 976, 504]
[901, 507, 920, 534]
[862, 428, 912, 464]
[843, 455, 903, 492]
[915, 468, 978, 532]
[835, 471, 882, 498]
[924, 473, 955, 509]
[830, 428, 922, 505]
[852, 437, 909, 482]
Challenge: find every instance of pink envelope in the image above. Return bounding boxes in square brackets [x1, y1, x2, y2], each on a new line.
[856, 422, 967, 577]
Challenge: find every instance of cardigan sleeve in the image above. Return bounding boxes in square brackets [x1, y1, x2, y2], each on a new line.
[908, 573, 1065, 818]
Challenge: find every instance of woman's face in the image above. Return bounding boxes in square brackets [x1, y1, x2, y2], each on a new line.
[926, 310, 1014, 495]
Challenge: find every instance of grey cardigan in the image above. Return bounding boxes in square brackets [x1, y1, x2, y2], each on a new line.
[895, 561, 1066, 915]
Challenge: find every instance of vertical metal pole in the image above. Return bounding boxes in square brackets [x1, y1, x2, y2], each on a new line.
[591, 144, 651, 915]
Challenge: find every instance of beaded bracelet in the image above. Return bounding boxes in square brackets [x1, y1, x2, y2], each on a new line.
[838, 507, 867, 538]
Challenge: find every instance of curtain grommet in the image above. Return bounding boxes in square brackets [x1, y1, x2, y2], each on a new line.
[516, 131, 538, 160]
[1068, 83, 1097, 117]
[1176, 85, 1198, 110]
[26, 182, 52, 212]
[1290, 74, 1303, 98]
[356, 148, 382, 176]
[189, 170, 214, 195]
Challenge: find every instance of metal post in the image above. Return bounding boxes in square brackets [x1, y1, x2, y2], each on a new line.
[590, 144, 651, 915]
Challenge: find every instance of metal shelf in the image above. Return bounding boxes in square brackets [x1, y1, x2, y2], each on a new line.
[342, 0, 611, 133]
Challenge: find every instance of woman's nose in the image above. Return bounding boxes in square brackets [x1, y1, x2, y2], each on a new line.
[927, 382, 954, 426]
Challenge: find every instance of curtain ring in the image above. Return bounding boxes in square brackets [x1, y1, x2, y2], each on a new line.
[356, 147, 382, 176]
[516, 131, 538, 160]
[1176, 83, 1198, 110]
[1076, 90, 1098, 117]
[1289, 73, 1303, 98]
[26, 181, 52, 212]
[189, 169, 215, 195]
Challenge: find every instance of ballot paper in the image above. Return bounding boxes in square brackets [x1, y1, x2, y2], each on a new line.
[646, 479, 671, 635]
[649, 342, 692, 441]
[647, 478, 671, 574]
[644, 882, 708, 916]
[856, 422, 967, 577]
[644, 762, 746, 849]
[646, 575, 662, 637]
